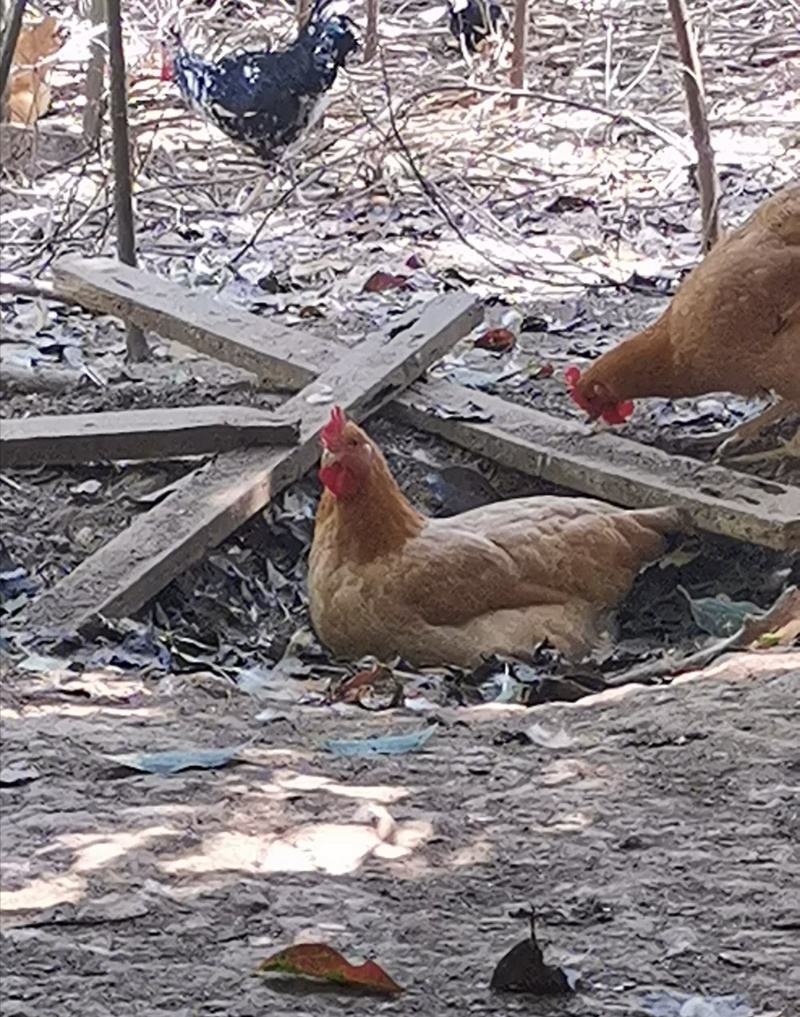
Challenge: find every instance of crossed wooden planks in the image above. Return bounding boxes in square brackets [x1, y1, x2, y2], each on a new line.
[18, 255, 800, 635]
[23, 269, 483, 631]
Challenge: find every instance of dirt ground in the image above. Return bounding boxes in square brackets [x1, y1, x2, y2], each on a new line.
[2, 0, 800, 1012]
[1, 650, 798, 1016]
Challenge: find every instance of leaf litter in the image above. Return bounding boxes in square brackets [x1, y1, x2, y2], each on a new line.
[1, 0, 799, 1011]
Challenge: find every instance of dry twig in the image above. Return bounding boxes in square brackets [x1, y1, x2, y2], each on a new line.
[106, 0, 149, 361]
[82, 0, 106, 145]
[509, 0, 527, 110]
[364, 0, 380, 62]
[666, 0, 721, 251]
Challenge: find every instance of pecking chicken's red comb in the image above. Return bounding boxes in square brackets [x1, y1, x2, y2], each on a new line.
[321, 405, 347, 448]
[600, 400, 634, 425]
[565, 366, 590, 412]
[565, 367, 634, 425]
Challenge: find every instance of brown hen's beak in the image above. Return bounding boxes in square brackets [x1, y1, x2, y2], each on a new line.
[320, 449, 337, 468]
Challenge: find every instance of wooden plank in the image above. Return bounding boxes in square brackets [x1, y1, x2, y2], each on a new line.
[23, 293, 483, 633]
[0, 407, 299, 467]
[390, 380, 800, 552]
[52, 256, 332, 391]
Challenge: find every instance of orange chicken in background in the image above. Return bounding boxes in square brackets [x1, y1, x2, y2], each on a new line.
[566, 184, 800, 464]
[7, 15, 64, 125]
[308, 408, 685, 667]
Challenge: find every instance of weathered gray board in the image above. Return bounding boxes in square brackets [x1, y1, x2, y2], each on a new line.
[392, 381, 800, 552]
[44, 256, 800, 553]
[23, 293, 483, 632]
[0, 407, 299, 467]
[52, 255, 325, 390]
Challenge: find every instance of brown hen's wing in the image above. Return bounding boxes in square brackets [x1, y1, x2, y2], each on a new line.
[667, 185, 800, 399]
[749, 184, 800, 245]
[396, 498, 682, 628]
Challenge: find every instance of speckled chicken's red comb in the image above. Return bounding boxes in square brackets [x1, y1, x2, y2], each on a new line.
[321, 406, 347, 448]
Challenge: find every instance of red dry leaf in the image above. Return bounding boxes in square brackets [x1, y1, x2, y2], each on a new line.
[333, 665, 385, 704]
[474, 328, 516, 352]
[258, 943, 403, 995]
[363, 271, 410, 293]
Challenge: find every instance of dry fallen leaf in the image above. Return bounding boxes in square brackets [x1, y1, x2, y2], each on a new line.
[490, 907, 573, 995]
[475, 328, 517, 352]
[362, 271, 410, 293]
[330, 662, 403, 709]
[257, 943, 403, 995]
[748, 588, 800, 648]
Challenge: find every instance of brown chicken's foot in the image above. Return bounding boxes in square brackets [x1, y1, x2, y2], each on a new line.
[722, 427, 800, 467]
[712, 399, 796, 461]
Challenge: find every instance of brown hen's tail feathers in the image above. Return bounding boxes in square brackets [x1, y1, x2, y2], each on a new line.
[633, 505, 691, 533]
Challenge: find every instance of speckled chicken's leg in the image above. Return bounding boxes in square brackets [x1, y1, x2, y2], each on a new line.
[238, 150, 297, 214]
[239, 172, 272, 213]
[277, 93, 333, 205]
[458, 32, 474, 69]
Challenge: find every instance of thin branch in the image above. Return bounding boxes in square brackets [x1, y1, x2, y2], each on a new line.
[509, 0, 527, 110]
[376, 61, 514, 276]
[106, 0, 149, 361]
[364, 0, 379, 62]
[606, 587, 800, 687]
[296, 0, 311, 30]
[404, 82, 693, 158]
[82, 0, 106, 145]
[373, 62, 624, 290]
[226, 167, 324, 270]
[666, 0, 721, 251]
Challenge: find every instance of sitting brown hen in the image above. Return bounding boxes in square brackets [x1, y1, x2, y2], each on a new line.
[307, 408, 684, 667]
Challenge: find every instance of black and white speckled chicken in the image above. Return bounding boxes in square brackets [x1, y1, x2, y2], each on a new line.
[161, 0, 358, 161]
[447, 0, 508, 64]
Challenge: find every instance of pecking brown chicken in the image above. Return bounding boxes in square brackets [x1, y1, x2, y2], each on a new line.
[307, 408, 684, 667]
[566, 184, 800, 463]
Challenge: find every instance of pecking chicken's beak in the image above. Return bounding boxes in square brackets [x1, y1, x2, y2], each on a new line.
[320, 448, 337, 468]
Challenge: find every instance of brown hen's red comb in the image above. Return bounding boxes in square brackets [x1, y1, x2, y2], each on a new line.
[321, 406, 347, 448]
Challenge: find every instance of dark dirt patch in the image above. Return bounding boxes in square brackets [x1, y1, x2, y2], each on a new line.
[1, 653, 798, 1016]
